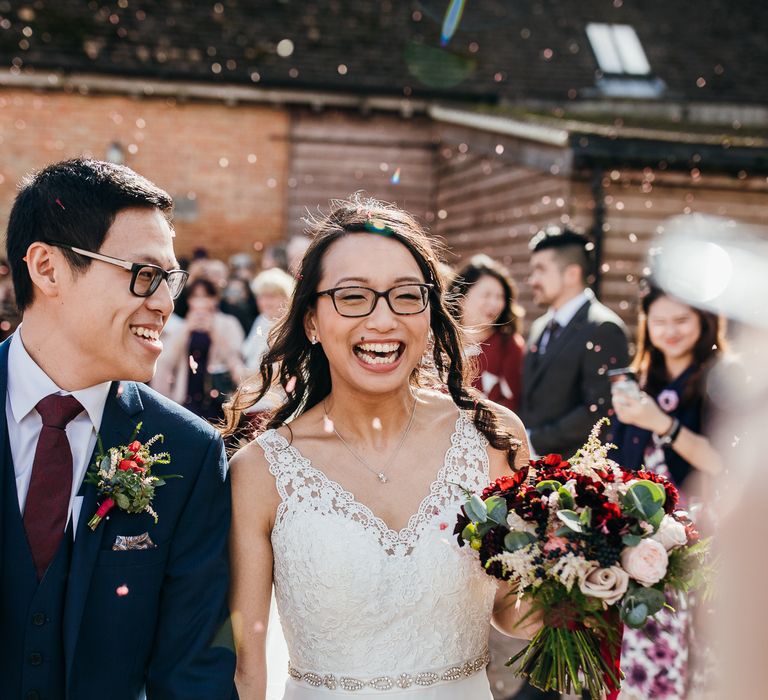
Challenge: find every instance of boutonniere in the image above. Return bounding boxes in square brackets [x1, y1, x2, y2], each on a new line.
[86, 422, 181, 531]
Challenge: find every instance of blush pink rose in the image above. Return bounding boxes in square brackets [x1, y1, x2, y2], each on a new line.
[621, 538, 669, 587]
[579, 565, 629, 606]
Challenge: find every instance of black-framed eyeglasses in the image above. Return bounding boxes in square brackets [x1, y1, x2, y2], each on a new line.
[48, 242, 189, 300]
[316, 283, 432, 317]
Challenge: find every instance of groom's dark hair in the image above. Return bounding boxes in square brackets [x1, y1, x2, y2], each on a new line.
[6, 158, 173, 311]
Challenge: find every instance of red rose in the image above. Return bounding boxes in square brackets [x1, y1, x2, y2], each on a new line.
[132, 465, 146, 474]
[118, 459, 139, 471]
[133, 455, 145, 465]
[128, 440, 142, 454]
[543, 453, 564, 466]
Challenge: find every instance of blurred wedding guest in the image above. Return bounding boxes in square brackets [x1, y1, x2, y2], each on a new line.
[520, 226, 629, 460]
[163, 278, 245, 421]
[243, 267, 295, 373]
[261, 243, 289, 272]
[286, 234, 311, 276]
[449, 254, 524, 411]
[221, 276, 259, 334]
[229, 252, 256, 282]
[0, 259, 20, 341]
[608, 282, 724, 700]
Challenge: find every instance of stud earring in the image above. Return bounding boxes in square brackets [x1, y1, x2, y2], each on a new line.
[311, 335, 318, 345]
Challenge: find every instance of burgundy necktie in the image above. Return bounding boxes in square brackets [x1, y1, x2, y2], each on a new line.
[23, 394, 84, 579]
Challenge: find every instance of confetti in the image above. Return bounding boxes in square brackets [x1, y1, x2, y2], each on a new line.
[372, 417, 382, 430]
[390, 167, 401, 184]
[440, 0, 466, 46]
[285, 376, 297, 393]
[253, 621, 266, 633]
[55, 198, 66, 210]
[323, 415, 334, 433]
[116, 383, 124, 397]
[189, 355, 199, 374]
[439, 522, 449, 531]
[256, 326, 263, 336]
[116, 584, 129, 597]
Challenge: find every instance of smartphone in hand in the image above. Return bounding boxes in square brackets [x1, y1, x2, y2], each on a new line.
[607, 367, 641, 400]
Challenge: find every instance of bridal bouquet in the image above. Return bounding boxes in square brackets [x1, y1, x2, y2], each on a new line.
[455, 420, 711, 697]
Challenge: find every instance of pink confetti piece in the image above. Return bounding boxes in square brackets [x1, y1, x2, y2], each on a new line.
[55, 198, 66, 210]
[285, 376, 297, 393]
[439, 522, 449, 531]
[189, 355, 199, 374]
[116, 584, 129, 597]
[390, 167, 401, 184]
[323, 415, 334, 433]
[372, 417, 382, 430]
[253, 621, 266, 633]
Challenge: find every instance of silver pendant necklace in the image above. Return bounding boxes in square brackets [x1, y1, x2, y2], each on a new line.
[323, 397, 417, 484]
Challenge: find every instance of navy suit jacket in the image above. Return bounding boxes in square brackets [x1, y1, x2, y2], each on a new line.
[0, 337, 237, 699]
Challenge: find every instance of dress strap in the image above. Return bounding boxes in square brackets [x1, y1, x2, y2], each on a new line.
[256, 428, 306, 503]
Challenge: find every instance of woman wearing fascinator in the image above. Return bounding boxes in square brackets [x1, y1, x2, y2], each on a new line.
[226, 195, 539, 699]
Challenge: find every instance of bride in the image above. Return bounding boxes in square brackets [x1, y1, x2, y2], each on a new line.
[227, 196, 538, 699]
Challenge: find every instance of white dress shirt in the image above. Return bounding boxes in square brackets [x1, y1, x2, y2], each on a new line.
[539, 288, 594, 350]
[6, 329, 111, 535]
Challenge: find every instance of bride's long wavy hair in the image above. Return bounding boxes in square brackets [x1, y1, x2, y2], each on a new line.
[223, 195, 520, 464]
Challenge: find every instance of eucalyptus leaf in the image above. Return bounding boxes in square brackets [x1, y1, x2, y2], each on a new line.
[504, 530, 536, 552]
[624, 480, 666, 520]
[632, 587, 666, 616]
[579, 506, 592, 528]
[623, 602, 649, 628]
[115, 493, 130, 510]
[556, 487, 574, 510]
[536, 480, 562, 494]
[648, 507, 665, 530]
[622, 534, 642, 547]
[556, 509, 583, 533]
[465, 494, 488, 523]
[484, 495, 508, 525]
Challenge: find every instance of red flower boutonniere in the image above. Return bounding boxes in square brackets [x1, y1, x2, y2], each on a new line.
[85, 422, 181, 531]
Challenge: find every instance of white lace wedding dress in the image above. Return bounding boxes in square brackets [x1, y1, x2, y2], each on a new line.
[257, 412, 498, 698]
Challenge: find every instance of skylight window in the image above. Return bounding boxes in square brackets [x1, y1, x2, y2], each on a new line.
[586, 23, 651, 76]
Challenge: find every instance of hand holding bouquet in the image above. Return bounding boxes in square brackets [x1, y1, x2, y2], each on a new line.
[455, 420, 710, 697]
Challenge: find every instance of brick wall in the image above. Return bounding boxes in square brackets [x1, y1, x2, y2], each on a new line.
[0, 88, 291, 261]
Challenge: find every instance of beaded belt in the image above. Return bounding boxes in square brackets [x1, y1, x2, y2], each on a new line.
[287, 649, 490, 692]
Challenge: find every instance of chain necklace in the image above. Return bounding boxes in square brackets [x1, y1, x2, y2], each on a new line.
[323, 398, 417, 484]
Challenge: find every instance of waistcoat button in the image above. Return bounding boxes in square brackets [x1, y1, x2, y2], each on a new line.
[31, 612, 46, 626]
[29, 652, 43, 666]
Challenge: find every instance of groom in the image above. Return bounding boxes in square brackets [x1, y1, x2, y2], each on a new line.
[0, 159, 236, 698]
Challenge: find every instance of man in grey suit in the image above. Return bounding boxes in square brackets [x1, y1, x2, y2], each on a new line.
[510, 228, 629, 700]
[521, 226, 630, 461]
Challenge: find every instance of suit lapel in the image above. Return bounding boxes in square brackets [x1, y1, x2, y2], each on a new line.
[525, 301, 591, 393]
[0, 338, 10, 591]
[64, 380, 143, 679]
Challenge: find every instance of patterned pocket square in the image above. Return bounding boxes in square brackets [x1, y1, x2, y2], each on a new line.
[112, 532, 156, 551]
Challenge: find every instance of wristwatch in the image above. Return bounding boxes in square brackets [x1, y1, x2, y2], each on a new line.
[654, 417, 681, 447]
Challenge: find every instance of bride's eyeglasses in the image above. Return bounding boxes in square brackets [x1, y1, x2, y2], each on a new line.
[316, 283, 432, 317]
[46, 242, 189, 300]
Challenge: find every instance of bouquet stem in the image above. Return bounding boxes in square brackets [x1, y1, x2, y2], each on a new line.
[507, 622, 622, 697]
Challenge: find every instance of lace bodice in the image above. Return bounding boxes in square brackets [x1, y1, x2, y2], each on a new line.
[257, 412, 498, 679]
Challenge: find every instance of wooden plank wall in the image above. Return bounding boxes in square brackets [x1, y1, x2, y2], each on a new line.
[431, 125, 574, 332]
[286, 109, 438, 237]
[581, 169, 768, 334]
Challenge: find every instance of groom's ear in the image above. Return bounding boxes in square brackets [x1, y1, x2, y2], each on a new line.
[24, 242, 65, 301]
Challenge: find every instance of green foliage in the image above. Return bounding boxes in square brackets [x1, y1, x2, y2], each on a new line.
[484, 495, 508, 525]
[504, 531, 536, 552]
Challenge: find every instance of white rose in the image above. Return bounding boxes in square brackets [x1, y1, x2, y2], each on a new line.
[621, 539, 669, 587]
[578, 565, 629, 606]
[652, 515, 688, 551]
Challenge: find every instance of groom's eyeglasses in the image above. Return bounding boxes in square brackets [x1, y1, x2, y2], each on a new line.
[47, 242, 189, 300]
